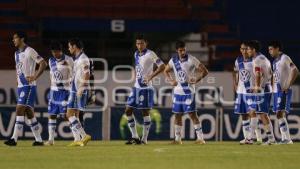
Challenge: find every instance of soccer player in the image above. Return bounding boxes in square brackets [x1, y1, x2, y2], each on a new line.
[78, 58, 95, 128]
[45, 41, 74, 146]
[125, 35, 165, 145]
[247, 40, 276, 145]
[4, 31, 47, 146]
[164, 41, 208, 144]
[67, 38, 91, 146]
[268, 41, 299, 144]
[233, 41, 262, 144]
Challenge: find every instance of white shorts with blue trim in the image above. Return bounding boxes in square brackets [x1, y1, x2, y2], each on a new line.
[273, 89, 292, 114]
[234, 93, 256, 114]
[67, 90, 88, 111]
[172, 94, 196, 114]
[126, 87, 154, 109]
[256, 93, 272, 114]
[48, 89, 69, 115]
[17, 85, 37, 108]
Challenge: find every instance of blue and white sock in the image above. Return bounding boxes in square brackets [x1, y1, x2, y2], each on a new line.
[11, 116, 24, 142]
[194, 123, 204, 140]
[69, 116, 86, 141]
[127, 115, 138, 139]
[48, 119, 56, 141]
[28, 117, 42, 142]
[278, 118, 291, 141]
[142, 116, 151, 143]
[174, 125, 182, 141]
[242, 119, 251, 140]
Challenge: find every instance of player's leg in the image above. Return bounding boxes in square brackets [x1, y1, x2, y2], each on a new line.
[125, 87, 140, 144]
[276, 90, 293, 144]
[4, 105, 26, 146]
[240, 114, 251, 144]
[141, 109, 151, 144]
[124, 106, 140, 144]
[189, 112, 205, 144]
[25, 107, 43, 146]
[173, 113, 183, 144]
[46, 114, 57, 146]
[260, 113, 275, 145]
[277, 111, 292, 144]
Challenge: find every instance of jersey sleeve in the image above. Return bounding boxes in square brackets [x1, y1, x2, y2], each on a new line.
[191, 56, 201, 68]
[151, 52, 164, 66]
[253, 57, 263, 73]
[81, 58, 90, 74]
[28, 48, 43, 63]
[234, 59, 239, 71]
[283, 55, 294, 68]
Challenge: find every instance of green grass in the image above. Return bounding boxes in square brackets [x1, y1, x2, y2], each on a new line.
[0, 141, 299, 169]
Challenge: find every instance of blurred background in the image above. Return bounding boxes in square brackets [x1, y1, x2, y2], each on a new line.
[1, 0, 300, 70]
[0, 0, 300, 141]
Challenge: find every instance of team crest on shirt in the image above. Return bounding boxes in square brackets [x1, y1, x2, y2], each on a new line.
[16, 63, 23, 75]
[177, 70, 187, 83]
[53, 70, 63, 81]
[274, 70, 280, 83]
[20, 91, 25, 98]
[239, 69, 251, 82]
[136, 65, 143, 79]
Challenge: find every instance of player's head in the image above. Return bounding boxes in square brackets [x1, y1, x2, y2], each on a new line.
[12, 31, 27, 48]
[268, 41, 282, 58]
[135, 34, 147, 52]
[175, 40, 186, 58]
[50, 41, 63, 59]
[246, 40, 261, 57]
[240, 41, 248, 58]
[68, 38, 84, 55]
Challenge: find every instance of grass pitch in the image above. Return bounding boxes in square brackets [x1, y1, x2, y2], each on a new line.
[0, 141, 299, 169]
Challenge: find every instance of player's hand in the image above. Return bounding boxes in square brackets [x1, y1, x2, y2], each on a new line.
[26, 76, 36, 83]
[188, 77, 197, 84]
[169, 80, 178, 86]
[282, 88, 289, 93]
[77, 87, 84, 97]
[142, 76, 151, 85]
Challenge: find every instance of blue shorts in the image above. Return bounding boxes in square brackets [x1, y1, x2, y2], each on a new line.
[48, 89, 69, 115]
[172, 94, 196, 114]
[234, 93, 256, 114]
[67, 90, 88, 111]
[256, 93, 272, 114]
[126, 87, 154, 109]
[273, 89, 292, 114]
[17, 86, 37, 108]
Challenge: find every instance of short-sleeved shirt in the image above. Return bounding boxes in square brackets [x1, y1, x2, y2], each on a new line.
[15, 46, 44, 87]
[168, 54, 200, 95]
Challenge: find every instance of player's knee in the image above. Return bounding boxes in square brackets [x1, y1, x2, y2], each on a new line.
[49, 115, 57, 120]
[276, 111, 284, 119]
[15, 105, 26, 116]
[125, 107, 133, 116]
[142, 110, 150, 116]
[241, 114, 249, 120]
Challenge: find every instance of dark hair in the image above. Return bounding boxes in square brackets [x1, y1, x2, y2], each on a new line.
[240, 40, 248, 46]
[268, 41, 283, 50]
[50, 41, 63, 51]
[68, 38, 84, 49]
[246, 40, 261, 52]
[14, 31, 27, 42]
[175, 40, 185, 49]
[135, 34, 147, 42]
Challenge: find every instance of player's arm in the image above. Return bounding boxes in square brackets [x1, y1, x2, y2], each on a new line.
[145, 59, 165, 84]
[286, 61, 299, 91]
[164, 64, 177, 86]
[233, 61, 239, 92]
[253, 61, 262, 92]
[190, 63, 208, 84]
[77, 61, 90, 96]
[27, 59, 47, 83]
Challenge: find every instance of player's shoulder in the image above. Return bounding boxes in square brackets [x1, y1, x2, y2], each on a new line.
[65, 55, 73, 61]
[281, 53, 291, 61]
[24, 46, 36, 54]
[188, 54, 200, 63]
